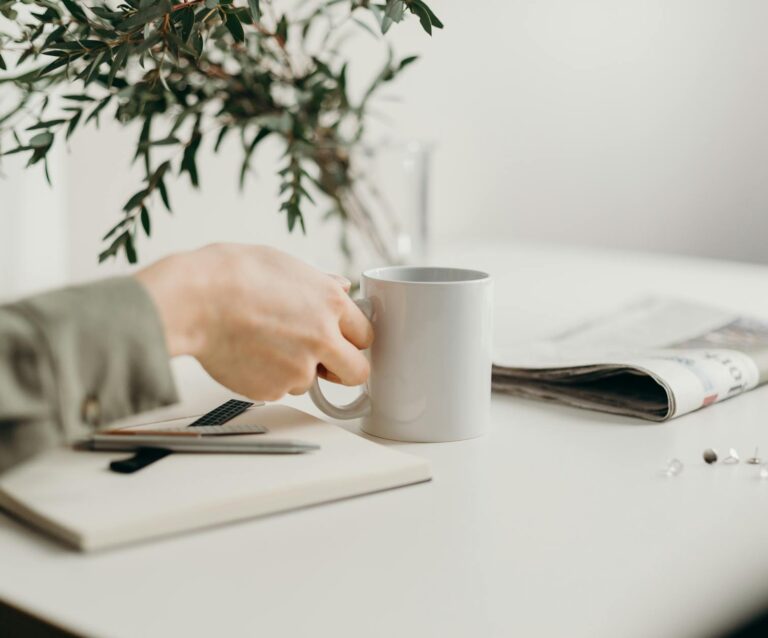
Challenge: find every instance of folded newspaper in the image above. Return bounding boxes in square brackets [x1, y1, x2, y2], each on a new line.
[492, 298, 768, 421]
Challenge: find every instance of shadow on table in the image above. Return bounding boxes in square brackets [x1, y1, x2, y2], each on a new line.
[0, 598, 78, 638]
[493, 392, 654, 427]
[0, 509, 71, 555]
[724, 604, 768, 638]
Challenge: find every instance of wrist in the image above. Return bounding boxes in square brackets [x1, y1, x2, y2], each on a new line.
[135, 252, 209, 358]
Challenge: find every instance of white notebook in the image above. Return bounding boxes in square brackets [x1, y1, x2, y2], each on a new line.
[0, 405, 432, 551]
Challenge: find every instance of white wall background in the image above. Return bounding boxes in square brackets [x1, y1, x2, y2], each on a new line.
[6, 0, 768, 289]
[0, 145, 69, 299]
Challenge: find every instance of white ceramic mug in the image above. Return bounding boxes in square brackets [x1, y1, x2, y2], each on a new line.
[310, 266, 493, 442]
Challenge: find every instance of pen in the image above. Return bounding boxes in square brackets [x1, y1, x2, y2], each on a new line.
[81, 436, 320, 455]
[99, 426, 267, 437]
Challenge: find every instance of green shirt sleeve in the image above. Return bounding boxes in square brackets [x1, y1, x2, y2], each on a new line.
[0, 277, 178, 472]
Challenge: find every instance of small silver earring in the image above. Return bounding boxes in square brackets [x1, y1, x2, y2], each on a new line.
[747, 448, 762, 464]
[722, 448, 740, 464]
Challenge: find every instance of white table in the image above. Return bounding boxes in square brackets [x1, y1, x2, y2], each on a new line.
[3, 242, 768, 637]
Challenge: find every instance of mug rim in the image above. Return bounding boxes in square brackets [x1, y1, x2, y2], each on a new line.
[363, 265, 491, 285]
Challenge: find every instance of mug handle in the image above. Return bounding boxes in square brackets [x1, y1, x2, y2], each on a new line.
[309, 298, 373, 420]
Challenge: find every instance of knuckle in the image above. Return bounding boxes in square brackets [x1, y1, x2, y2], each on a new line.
[304, 327, 329, 352]
[310, 324, 338, 355]
[301, 364, 318, 387]
[258, 378, 287, 402]
[283, 351, 315, 380]
[346, 359, 370, 386]
[293, 359, 317, 387]
[264, 389, 284, 402]
[325, 285, 348, 314]
[288, 371, 316, 396]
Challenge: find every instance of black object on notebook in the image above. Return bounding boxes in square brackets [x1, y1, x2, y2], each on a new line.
[109, 447, 172, 474]
[187, 399, 254, 427]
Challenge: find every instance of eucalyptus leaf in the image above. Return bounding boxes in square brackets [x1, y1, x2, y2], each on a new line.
[29, 132, 53, 147]
[124, 233, 137, 264]
[248, 0, 260, 22]
[0, 0, 440, 264]
[225, 11, 245, 43]
[140, 205, 151, 236]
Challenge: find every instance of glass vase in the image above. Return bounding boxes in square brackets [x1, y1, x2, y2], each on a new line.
[340, 139, 432, 273]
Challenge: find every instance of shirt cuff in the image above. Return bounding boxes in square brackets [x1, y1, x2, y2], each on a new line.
[14, 277, 179, 440]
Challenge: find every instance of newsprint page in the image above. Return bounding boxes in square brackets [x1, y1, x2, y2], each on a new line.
[493, 298, 768, 421]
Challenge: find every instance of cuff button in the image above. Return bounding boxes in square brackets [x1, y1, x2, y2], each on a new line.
[81, 396, 101, 426]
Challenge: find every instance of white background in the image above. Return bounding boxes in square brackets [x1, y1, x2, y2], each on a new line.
[3, 0, 768, 294]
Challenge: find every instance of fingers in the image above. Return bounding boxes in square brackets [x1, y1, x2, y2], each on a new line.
[323, 273, 372, 348]
[317, 364, 341, 384]
[320, 337, 370, 386]
[339, 296, 374, 350]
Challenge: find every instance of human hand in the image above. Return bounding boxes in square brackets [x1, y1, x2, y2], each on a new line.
[136, 244, 373, 401]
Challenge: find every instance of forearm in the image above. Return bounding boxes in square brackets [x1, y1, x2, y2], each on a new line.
[0, 277, 178, 472]
[135, 250, 209, 359]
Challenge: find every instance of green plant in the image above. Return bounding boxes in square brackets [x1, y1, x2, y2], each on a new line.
[0, 0, 441, 263]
